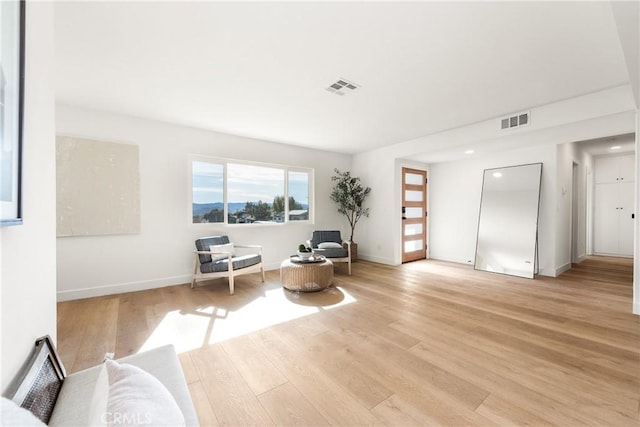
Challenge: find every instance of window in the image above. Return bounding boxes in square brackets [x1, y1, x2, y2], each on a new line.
[287, 171, 309, 221]
[191, 158, 312, 225]
[227, 163, 284, 224]
[192, 161, 224, 223]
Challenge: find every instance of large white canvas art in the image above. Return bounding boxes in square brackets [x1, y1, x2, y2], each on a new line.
[57, 136, 140, 236]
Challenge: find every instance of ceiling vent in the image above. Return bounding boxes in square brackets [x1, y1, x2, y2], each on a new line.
[326, 78, 360, 96]
[501, 111, 530, 130]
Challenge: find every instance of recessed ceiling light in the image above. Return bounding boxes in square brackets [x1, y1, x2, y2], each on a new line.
[610, 145, 621, 150]
[492, 172, 503, 178]
[464, 149, 474, 154]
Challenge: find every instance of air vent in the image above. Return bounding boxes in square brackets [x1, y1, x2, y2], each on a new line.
[500, 111, 530, 130]
[326, 78, 360, 96]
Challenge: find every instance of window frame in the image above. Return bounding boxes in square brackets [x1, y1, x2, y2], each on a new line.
[189, 155, 314, 226]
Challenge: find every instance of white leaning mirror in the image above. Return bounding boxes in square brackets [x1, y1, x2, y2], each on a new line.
[474, 163, 543, 279]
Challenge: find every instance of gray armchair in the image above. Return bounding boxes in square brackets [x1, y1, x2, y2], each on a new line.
[192, 235, 264, 294]
[308, 230, 351, 275]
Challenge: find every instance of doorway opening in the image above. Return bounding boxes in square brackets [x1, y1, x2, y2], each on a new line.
[571, 161, 579, 264]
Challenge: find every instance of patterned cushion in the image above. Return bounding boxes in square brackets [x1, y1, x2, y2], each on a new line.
[200, 254, 262, 273]
[195, 236, 230, 264]
[312, 248, 348, 258]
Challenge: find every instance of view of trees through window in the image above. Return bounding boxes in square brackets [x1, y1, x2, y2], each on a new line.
[287, 171, 309, 221]
[192, 159, 311, 224]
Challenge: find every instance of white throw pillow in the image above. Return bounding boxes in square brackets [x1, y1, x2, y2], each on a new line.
[318, 242, 343, 249]
[0, 397, 46, 426]
[87, 363, 109, 426]
[209, 243, 235, 261]
[99, 360, 185, 427]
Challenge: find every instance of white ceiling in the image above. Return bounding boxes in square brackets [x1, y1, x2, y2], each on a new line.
[578, 133, 636, 156]
[55, 1, 632, 154]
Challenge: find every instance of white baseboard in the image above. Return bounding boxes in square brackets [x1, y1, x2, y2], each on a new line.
[592, 252, 633, 258]
[357, 253, 396, 265]
[555, 262, 572, 276]
[428, 256, 473, 266]
[634, 301, 640, 316]
[264, 262, 282, 271]
[57, 265, 282, 302]
[57, 274, 194, 302]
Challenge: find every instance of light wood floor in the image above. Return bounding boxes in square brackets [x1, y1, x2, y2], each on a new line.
[57, 256, 639, 426]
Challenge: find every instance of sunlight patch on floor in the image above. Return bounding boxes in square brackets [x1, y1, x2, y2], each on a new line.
[403, 259, 471, 274]
[139, 286, 356, 354]
[403, 260, 437, 272]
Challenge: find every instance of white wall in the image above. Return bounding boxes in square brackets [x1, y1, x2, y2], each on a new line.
[349, 150, 393, 263]
[368, 86, 636, 163]
[55, 106, 351, 301]
[1, 2, 56, 391]
[577, 147, 590, 259]
[610, 1, 639, 107]
[428, 145, 556, 276]
[583, 151, 595, 255]
[635, 111, 639, 315]
[555, 141, 591, 272]
[555, 143, 574, 271]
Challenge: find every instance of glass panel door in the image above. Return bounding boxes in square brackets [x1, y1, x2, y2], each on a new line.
[402, 168, 427, 263]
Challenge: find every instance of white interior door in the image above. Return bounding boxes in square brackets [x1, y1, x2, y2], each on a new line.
[594, 183, 619, 255]
[619, 181, 634, 256]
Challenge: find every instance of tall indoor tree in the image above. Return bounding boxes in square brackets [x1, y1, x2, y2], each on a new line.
[330, 168, 371, 243]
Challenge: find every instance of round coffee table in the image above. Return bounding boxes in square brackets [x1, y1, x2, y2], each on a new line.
[280, 258, 334, 292]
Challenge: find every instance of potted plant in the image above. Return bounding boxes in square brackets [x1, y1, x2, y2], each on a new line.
[330, 168, 371, 261]
[297, 244, 312, 260]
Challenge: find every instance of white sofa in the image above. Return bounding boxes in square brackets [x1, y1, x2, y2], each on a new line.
[2, 337, 199, 426]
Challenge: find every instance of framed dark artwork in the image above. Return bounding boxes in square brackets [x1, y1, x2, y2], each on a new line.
[1, 0, 25, 226]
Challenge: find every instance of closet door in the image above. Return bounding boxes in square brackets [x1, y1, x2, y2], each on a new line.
[595, 156, 620, 183]
[618, 155, 635, 182]
[593, 183, 620, 255]
[618, 182, 634, 256]
[593, 153, 635, 257]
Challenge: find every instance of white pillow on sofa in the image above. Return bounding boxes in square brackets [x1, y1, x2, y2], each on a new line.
[87, 363, 109, 426]
[88, 360, 185, 427]
[209, 243, 235, 261]
[318, 242, 343, 249]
